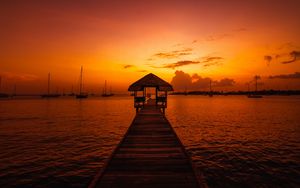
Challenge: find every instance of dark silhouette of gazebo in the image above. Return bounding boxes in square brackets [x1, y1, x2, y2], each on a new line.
[128, 73, 173, 113]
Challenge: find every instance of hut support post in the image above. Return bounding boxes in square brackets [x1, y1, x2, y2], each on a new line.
[165, 91, 167, 108]
[155, 87, 158, 106]
[143, 87, 145, 105]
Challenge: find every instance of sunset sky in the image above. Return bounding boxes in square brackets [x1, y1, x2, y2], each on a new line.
[1, 0, 300, 94]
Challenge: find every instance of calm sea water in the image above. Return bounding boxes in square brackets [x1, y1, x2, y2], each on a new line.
[166, 95, 300, 188]
[0, 96, 299, 187]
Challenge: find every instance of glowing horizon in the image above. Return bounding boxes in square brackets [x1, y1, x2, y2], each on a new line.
[1, 0, 300, 94]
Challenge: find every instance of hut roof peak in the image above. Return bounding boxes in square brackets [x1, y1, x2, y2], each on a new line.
[128, 73, 173, 91]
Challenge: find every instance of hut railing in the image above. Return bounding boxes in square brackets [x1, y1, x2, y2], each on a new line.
[156, 96, 167, 108]
[134, 96, 145, 108]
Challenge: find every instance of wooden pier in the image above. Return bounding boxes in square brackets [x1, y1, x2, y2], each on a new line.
[89, 100, 205, 188]
[89, 74, 206, 188]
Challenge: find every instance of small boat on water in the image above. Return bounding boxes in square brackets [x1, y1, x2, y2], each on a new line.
[41, 73, 60, 98]
[0, 76, 10, 98]
[76, 66, 88, 99]
[76, 93, 88, 99]
[102, 80, 114, 97]
[0, 93, 9, 98]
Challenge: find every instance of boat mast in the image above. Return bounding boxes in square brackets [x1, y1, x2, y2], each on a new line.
[48, 73, 50, 95]
[104, 80, 107, 95]
[79, 66, 83, 94]
[13, 84, 16, 96]
[0, 76, 2, 93]
[209, 79, 212, 93]
[255, 75, 258, 93]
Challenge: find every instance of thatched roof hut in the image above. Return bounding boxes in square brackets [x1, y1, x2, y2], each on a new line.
[128, 73, 173, 91]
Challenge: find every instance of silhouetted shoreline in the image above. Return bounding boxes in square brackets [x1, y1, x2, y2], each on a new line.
[1, 90, 300, 99]
[170, 89, 300, 96]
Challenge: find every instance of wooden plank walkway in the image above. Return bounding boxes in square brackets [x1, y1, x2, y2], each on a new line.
[89, 101, 206, 188]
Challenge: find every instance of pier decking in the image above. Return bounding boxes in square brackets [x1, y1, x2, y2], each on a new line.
[89, 100, 205, 188]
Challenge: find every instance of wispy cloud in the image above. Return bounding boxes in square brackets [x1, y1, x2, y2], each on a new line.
[160, 56, 223, 69]
[281, 51, 300, 64]
[163, 60, 200, 68]
[153, 48, 193, 59]
[173, 40, 197, 47]
[123, 64, 134, 69]
[269, 72, 300, 79]
[137, 70, 148, 72]
[202, 28, 246, 42]
[205, 34, 231, 42]
[264, 50, 300, 65]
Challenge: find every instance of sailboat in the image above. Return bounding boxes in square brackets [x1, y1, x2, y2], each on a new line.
[248, 75, 263, 98]
[208, 79, 213, 97]
[41, 73, 60, 98]
[102, 80, 114, 97]
[0, 76, 9, 98]
[76, 66, 88, 99]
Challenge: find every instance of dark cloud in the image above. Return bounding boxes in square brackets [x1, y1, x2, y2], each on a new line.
[123, 64, 134, 69]
[170, 70, 235, 91]
[162, 56, 223, 69]
[191, 74, 211, 89]
[281, 50, 300, 64]
[269, 72, 300, 79]
[264, 49, 300, 65]
[213, 78, 235, 87]
[291, 51, 300, 58]
[264, 55, 272, 66]
[153, 48, 193, 59]
[170, 71, 192, 90]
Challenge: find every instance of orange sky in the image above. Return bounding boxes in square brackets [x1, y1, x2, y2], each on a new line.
[1, 0, 300, 94]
